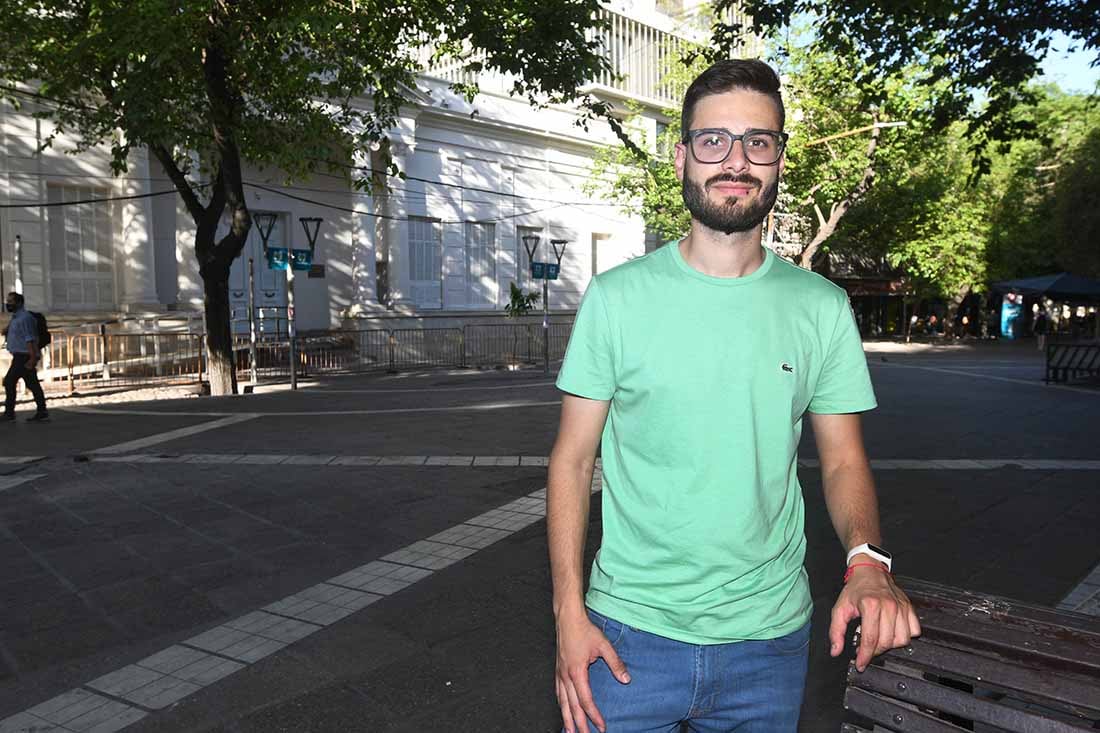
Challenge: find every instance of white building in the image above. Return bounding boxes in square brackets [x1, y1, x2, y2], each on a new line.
[0, 1, 758, 334]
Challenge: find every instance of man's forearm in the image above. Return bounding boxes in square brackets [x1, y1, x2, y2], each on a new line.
[821, 459, 882, 552]
[547, 453, 595, 620]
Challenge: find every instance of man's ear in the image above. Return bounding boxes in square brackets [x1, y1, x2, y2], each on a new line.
[674, 142, 687, 182]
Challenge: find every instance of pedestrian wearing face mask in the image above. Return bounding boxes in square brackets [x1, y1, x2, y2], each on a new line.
[3, 292, 48, 422]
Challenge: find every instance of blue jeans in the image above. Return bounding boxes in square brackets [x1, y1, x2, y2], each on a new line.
[575, 607, 810, 732]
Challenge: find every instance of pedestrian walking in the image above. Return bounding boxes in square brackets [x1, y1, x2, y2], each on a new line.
[3, 292, 48, 422]
[548, 59, 919, 733]
[1033, 309, 1048, 351]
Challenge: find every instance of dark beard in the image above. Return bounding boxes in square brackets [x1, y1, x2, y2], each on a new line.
[682, 172, 779, 235]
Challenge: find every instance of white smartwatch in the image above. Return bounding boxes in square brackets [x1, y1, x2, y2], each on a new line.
[846, 543, 892, 572]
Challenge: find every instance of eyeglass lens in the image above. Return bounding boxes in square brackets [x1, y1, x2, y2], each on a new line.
[691, 130, 782, 164]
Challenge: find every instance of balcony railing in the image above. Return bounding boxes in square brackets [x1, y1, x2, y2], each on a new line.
[419, 5, 759, 108]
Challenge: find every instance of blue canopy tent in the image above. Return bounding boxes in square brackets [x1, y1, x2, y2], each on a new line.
[992, 272, 1100, 339]
[991, 272, 1100, 302]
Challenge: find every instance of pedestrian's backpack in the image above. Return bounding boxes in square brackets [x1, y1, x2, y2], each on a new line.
[30, 311, 51, 348]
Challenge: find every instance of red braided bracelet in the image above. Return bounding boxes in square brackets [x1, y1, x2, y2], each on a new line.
[844, 562, 892, 584]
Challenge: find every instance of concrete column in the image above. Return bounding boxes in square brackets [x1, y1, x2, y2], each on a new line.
[348, 148, 379, 315]
[117, 146, 160, 310]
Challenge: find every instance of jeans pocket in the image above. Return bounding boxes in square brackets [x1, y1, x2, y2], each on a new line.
[587, 608, 628, 648]
[763, 621, 811, 655]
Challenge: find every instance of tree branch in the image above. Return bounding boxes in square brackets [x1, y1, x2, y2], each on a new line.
[150, 144, 205, 222]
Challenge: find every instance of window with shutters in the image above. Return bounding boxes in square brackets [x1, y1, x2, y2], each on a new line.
[464, 221, 497, 307]
[47, 185, 115, 310]
[408, 216, 443, 308]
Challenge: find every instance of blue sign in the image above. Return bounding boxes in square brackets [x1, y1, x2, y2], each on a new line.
[290, 248, 313, 271]
[546, 264, 560, 280]
[1000, 296, 1023, 339]
[531, 262, 546, 279]
[266, 247, 289, 271]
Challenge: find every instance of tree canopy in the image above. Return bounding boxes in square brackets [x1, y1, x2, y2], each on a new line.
[711, 0, 1099, 174]
[0, 0, 613, 393]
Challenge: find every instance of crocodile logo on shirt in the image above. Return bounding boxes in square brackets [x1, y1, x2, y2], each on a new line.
[781, 362, 794, 373]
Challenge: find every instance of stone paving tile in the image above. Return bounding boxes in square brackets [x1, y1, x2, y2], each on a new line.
[464, 508, 544, 531]
[172, 655, 244, 686]
[424, 456, 474, 466]
[375, 456, 427, 466]
[382, 540, 478, 570]
[64, 699, 145, 732]
[185, 454, 242, 464]
[329, 456, 380, 466]
[26, 689, 112, 725]
[234, 454, 288, 465]
[87, 664, 163, 697]
[498, 496, 546, 516]
[225, 611, 322, 643]
[528, 488, 547, 499]
[520, 456, 549, 467]
[184, 625, 289, 663]
[136, 645, 210, 675]
[282, 455, 337, 465]
[427, 523, 512, 550]
[0, 711, 63, 732]
[123, 675, 201, 710]
[472, 456, 520, 467]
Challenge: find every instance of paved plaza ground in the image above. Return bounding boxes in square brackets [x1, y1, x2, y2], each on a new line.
[0, 340, 1097, 732]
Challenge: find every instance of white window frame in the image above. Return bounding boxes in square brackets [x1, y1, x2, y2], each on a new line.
[464, 221, 497, 308]
[408, 216, 443, 308]
[47, 184, 116, 311]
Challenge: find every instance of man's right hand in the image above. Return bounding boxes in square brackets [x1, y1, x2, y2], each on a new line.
[555, 610, 630, 733]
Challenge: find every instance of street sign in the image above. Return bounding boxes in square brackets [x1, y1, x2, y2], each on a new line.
[266, 247, 289, 271]
[546, 263, 560, 280]
[531, 262, 546, 279]
[290, 248, 312, 271]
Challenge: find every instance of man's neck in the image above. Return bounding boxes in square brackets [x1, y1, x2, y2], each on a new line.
[678, 222, 765, 279]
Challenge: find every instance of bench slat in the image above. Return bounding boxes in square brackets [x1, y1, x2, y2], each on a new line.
[882, 638, 1100, 717]
[850, 662, 1095, 731]
[898, 577, 1100, 634]
[844, 687, 970, 732]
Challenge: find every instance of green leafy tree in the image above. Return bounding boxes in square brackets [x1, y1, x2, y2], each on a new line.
[1052, 127, 1100, 278]
[0, 0, 613, 394]
[984, 86, 1100, 280]
[710, 0, 1098, 174]
[504, 281, 540, 367]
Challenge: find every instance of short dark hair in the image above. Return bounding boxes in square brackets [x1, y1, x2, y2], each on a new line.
[7, 292, 23, 307]
[681, 59, 785, 139]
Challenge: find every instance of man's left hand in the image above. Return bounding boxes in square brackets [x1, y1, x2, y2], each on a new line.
[828, 567, 921, 672]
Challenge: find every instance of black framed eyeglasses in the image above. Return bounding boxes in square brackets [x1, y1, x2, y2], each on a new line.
[684, 128, 789, 166]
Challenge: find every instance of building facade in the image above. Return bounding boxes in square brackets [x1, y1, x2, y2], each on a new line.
[0, 1, 758, 334]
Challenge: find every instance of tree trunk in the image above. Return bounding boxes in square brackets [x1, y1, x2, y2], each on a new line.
[202, 263, 237, 395]
[944, 287, 969, 340]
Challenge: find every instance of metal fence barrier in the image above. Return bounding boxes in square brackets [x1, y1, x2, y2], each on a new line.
[36, 330, 205, 393]
[23, 320, 575, 392]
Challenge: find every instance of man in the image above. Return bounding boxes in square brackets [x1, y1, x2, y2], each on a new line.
[3, 292, 49, 422]
[548, 59, 919, 733]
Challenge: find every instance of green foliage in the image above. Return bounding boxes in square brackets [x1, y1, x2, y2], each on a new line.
[710, 0, 1099, 174]
[0, 0, 610, 182]
[1052, 128, 1100, 278]
[504, 281, 540, 317]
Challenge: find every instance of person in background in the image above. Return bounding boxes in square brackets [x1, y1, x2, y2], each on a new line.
[3, 292, 48, 422]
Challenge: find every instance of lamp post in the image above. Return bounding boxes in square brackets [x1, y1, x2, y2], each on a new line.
[291, 217, 323, 391]
[252, 213, 278, 387]
[547, 239, 568, 374]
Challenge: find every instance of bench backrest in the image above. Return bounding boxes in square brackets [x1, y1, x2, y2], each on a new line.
[842, 577, 1100, 732]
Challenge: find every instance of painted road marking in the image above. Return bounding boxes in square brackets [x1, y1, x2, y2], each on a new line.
[91, 414, 260, 455]
[66, 400, 562, 418]
[0, 474, 46, 492]
[85, 454, 1100, 471]
[873, 361, 1100, 396]
[0, 456, 43, 464]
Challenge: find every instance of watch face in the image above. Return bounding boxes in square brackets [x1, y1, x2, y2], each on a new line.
[867, 543, 891, 559]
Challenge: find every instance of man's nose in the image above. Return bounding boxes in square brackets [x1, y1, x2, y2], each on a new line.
[721, 140, 750, 173]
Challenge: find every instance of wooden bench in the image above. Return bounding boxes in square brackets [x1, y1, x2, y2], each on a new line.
[841, 577, 1100, 732]
[1046, 342, 1100, 384]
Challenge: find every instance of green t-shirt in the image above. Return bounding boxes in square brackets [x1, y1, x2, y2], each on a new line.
[556, 241, 876, 645]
